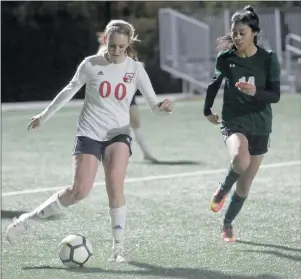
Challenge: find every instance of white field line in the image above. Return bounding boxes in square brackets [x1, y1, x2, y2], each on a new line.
[2, 98, 202, 122]
[1, 93, 194, 112]
[2, 160, 300, 197]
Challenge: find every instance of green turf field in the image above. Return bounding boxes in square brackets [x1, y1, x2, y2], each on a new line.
[2, 94, 301, 279]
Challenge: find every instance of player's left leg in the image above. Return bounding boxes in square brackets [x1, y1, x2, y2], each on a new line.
[222, 134, 269, 242]
[130, 96, 157, 161]
[102, 134, 132, 263]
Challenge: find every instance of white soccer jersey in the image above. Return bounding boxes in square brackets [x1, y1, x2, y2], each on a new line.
[39, 54, 168, 141]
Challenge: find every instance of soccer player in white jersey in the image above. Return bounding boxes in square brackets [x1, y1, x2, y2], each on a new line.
[98, 32, 157, 162]
[6, 19, 173, 263]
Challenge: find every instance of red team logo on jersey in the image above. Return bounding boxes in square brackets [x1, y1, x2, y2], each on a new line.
[123, 73, 134, 83]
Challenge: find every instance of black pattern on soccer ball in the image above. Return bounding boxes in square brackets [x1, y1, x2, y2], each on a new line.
[59, 234, 93, 268]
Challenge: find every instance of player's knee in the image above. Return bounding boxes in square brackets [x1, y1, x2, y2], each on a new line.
[228, 135, 250, 173]
[68, 182, 92, 202]
[232, 152, 250, 174]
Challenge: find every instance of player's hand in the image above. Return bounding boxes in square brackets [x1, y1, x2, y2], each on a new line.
[27, 115, 41, 130]
[158, 99, 173, 112]
[206, 113, 221, 125]
[235, 81, 256, 96]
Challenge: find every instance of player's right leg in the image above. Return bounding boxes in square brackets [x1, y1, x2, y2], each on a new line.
[210, 129, 250, 213]
[6, 136, 100, 244]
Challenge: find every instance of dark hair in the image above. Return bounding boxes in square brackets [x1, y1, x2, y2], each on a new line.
[216, 5, 261, 51]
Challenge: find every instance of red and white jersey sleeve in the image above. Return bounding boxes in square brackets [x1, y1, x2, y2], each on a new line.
[39, 54, 167, 142]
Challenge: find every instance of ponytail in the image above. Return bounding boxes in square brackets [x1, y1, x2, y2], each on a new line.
[126, 44, 139, 61]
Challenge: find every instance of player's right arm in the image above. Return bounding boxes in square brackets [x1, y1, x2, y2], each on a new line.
[203, 52, 225, 124]
[28, 60, 87, 130]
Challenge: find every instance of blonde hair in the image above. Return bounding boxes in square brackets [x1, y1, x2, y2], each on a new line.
[97, 20, 140, 61]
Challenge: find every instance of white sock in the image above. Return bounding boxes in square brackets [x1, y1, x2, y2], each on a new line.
[109, 204, 127, 250]
[33, 192, 65, 219]
[133, 128, 153, 158]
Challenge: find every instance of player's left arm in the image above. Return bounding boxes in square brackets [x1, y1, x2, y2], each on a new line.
[253, 52, 281, 103]
[136, 64, 172, 115]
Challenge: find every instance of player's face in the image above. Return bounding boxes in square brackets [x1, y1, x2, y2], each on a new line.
[107, 32, 130, 63]
[231, 22, 255, 52]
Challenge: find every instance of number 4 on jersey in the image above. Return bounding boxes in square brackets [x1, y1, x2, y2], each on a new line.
[238, 76, 255, 85]
[99, 81, 127, 100]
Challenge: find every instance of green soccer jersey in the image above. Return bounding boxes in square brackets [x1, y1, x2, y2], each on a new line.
[203, 47, 281, 135]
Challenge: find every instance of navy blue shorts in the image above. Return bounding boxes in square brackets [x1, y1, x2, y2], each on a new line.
[73, 134, 133, 161]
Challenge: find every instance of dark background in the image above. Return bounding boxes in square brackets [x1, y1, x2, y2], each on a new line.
[2, 1, 300, 102]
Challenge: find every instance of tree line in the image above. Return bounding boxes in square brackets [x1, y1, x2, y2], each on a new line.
[2, 1, 300, 102]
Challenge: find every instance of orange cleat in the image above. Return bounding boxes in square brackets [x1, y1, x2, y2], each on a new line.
[221, 224, 236, 242]
[209, 187, 228, 213]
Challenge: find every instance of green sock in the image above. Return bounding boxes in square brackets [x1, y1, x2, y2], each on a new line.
[224, 192, 247, 225]
[219, 163, 240, 195]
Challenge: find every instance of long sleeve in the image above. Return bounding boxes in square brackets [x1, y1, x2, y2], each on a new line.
[136, 63, 168, 115]
[39, 60, 87, 124]
[254, 52, 281, 103]
[203, 53, 225, 116]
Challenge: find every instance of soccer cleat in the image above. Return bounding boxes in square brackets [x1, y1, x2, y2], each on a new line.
[108, 248, 127, 263]
[209, 185, 228, 213]
[6, 213, 30, 244]
[222, 223, 235, 242]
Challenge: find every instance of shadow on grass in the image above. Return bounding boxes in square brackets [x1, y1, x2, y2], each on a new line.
[23, 261, 282, 279]
[236, 240, 301, 253]
[1, 210, 28, 219]
[1, 210, 62, 220]
[242, 249, 301, 262]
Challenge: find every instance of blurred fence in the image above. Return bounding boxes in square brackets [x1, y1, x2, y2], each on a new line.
[159, 7, 301, 93]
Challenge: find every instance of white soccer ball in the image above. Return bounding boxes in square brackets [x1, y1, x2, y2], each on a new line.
[59, 234, 93, 268]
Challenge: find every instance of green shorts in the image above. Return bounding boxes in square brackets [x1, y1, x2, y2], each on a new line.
[220, 127, 270, 156]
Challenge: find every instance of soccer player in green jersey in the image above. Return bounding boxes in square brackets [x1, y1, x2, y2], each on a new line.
[203, 5, 280, 242]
